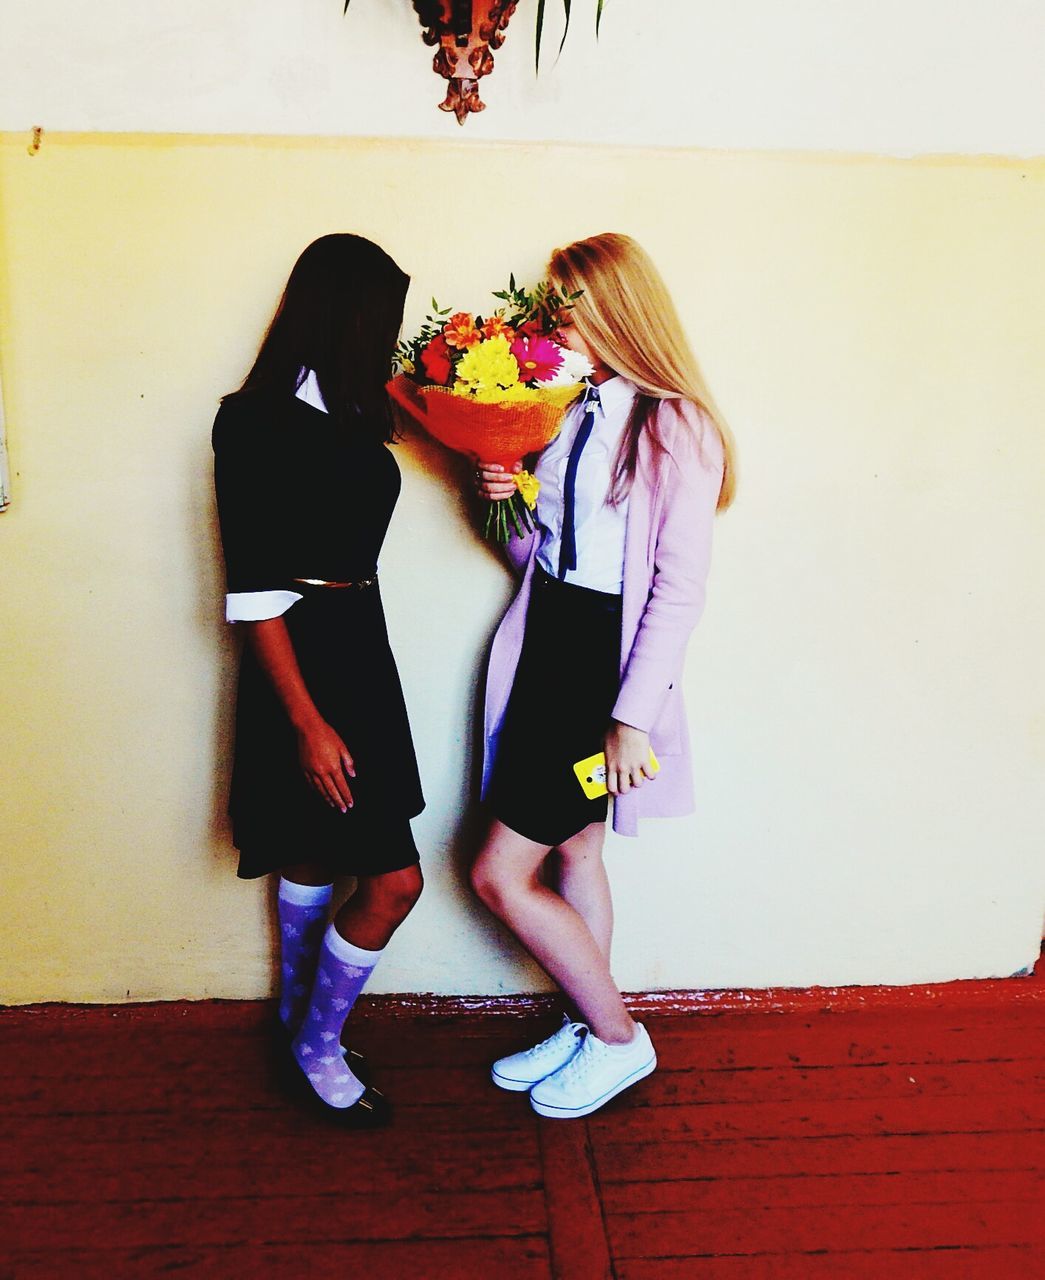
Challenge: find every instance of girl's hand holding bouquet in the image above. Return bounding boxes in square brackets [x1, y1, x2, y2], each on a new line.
[476, 460, 522, 503]
[387, 277, 593, 541]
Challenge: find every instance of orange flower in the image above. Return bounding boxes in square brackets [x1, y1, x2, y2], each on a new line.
[443, 311, 481, 350]
[481, 314, 515, 342]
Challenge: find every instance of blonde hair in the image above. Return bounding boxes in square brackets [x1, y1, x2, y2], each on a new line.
[549, 233, 736, 511]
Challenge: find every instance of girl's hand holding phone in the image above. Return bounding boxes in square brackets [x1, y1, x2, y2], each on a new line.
[297, 717, 356, 813]
[604, 720, 657, 795]
[475, 459, 522, 501]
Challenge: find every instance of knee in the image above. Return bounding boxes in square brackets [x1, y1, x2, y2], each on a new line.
[470, 858, 520, 916]
[364, 865, 424, 927]
[469, 859, 494, 906]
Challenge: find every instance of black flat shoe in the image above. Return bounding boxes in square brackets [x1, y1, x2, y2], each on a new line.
[313, 1084, 392, 1129]
[270, 1016, 372, 1088]
[342, 1045, 371, 1085]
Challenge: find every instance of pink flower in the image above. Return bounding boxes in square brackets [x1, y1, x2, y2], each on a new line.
[510, 335, 564, 384]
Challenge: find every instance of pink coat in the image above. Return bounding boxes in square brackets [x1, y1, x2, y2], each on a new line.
[481, 398, 725, 837]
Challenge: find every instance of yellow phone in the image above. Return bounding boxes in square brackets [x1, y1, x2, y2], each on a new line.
[573, 749, 660, 799]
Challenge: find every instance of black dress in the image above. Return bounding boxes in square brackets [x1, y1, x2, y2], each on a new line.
[488, 565, 622, 847]
[212, 389, 424, 879]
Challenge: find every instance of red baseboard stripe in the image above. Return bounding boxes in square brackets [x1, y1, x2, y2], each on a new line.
[2, 953, 1040, 1025]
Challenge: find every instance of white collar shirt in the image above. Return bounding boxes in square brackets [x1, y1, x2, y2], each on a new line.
[534, 375, 637, 594]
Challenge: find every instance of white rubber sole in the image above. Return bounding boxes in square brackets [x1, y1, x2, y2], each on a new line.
[490, 1066, 543, 1092]
[529, 1054, 657, 1119]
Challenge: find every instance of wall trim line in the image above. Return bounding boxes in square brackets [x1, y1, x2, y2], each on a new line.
[2, 957, 1040, 1026]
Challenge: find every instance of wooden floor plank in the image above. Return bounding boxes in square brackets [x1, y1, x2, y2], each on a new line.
[643, 1019, 1045, 1072]
[601, 1168, 1043, 1213]
[593, 1131, 1041, 1182]
[8, 1237, 553, 1279]
[537, 1119, 613, 1280]
[606, 1200, 1045, 1259]
[634, 1057, 1044, 1106]
[4, 1136, 542, 1203]
[615, 1245, 1040, 1280]
[2, 1187, 547, 1252]
[587, 1093, 1043, 1145]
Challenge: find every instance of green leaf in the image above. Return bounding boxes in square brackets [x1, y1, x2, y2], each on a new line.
[596, 0, 605, 38]
[535, 0, 545, 74]
[558, 0, 572, 60]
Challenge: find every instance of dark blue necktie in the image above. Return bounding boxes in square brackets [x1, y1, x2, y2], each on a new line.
[558, 383, 601, 579]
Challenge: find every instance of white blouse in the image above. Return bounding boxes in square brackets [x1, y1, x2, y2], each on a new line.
[223, 371, 326, 623]
[535, 375, 636, 594]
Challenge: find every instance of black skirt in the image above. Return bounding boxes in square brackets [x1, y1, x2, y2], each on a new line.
[488, 566, 623, 847]
[230, 581, 424, 879]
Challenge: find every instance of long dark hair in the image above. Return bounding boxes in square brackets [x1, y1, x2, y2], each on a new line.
[227, 234, 410, 442]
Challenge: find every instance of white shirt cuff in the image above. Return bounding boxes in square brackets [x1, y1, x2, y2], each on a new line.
[225, 590, 303, 622]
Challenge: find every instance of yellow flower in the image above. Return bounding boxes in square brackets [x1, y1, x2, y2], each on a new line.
[514, 469, 540, 509]
[399, 356, 415, 374]
[453, 335, 520, 397]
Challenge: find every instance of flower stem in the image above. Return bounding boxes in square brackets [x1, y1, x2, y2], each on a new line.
[507, 495, 524, 539]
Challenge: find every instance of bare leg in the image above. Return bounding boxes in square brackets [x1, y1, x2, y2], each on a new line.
[553, 823, 614, 961]
[334, 864, 424, 950]
[280, 861, 335, 887]
[471, 820, 635, 1044]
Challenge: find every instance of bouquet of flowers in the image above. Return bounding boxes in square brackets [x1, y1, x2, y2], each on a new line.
[387, 277, 593, 541]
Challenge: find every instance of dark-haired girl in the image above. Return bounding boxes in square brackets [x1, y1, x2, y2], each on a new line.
[213, 234, 424, 1126]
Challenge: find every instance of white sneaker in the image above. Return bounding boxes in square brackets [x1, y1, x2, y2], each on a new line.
[529, 1022, 656, 1119]
[491, 1015, 588, 1092]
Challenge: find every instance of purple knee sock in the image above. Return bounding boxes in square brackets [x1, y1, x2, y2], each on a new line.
[291, 924, 383, 1108]
[277, 879, 333, 1033]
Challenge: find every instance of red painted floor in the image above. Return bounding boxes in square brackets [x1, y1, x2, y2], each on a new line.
[2, 969, 1042, 1278]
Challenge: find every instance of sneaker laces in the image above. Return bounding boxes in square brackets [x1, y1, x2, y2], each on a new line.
[551, 1031, 603, 1084]
[523, 1020, 583, 1061]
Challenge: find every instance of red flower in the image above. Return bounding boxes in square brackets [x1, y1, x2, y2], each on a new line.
[420, 335, 453, 385]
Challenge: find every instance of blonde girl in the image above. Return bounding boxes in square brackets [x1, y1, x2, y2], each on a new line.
[471, 232, 735, 1119]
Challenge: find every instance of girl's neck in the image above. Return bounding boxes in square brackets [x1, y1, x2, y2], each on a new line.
[589, 362, 616, 386]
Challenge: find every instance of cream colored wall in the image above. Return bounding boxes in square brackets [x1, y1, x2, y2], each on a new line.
[1, 132, 1043, 1002]
[3, 1, 1045, 155]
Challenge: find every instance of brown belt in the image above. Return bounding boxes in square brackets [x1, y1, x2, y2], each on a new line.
[292, 575, 378, 590]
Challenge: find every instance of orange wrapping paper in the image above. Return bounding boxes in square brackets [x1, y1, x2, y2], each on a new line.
[387, 374, 582, 468]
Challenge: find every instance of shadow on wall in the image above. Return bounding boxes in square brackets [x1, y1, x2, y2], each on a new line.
[185, 413, 240, 873]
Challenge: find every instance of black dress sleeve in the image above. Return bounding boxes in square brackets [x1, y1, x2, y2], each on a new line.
[212, 398, 288, 594]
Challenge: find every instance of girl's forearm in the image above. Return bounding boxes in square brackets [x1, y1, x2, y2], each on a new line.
[244, 617, 323, 732]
